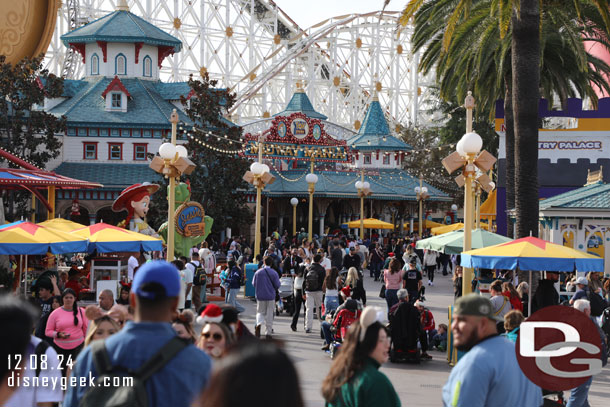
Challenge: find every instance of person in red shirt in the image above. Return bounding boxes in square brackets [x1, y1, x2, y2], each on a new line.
[502, 281, 523, 312]
[64, 268, 82, 298]
[414, 300, 435, 359]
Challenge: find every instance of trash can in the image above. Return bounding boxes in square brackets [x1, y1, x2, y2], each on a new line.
[245, 263, 257, 298]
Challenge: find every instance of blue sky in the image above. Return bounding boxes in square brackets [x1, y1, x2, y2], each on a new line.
[273, 0, 400, 29]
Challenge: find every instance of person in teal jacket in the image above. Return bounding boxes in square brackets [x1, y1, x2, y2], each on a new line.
[322, 307, 401, 407]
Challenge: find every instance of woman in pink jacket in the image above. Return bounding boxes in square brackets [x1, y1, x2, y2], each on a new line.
[383, 258, 405, 311]
[45, 288, 88, 375]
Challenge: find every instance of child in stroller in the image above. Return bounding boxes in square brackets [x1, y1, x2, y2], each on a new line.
[320, 299, 360, 357]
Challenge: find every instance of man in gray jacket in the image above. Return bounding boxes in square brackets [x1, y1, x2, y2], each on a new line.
[252, 256, 281, 339]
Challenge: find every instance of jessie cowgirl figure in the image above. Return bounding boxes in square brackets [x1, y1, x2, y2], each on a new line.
[112, 182, 159, 236]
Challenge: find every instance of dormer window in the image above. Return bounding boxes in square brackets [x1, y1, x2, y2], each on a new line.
[111, 93, 122, 109]
[143, 56, 152, 77]
[115, 54, 126, 75]
[91, 54, 99, 75]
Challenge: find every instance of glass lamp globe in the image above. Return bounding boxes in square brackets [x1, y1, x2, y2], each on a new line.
[462, 132, 483, 154]
[363, 181, 370, 189]
[451, 204, 458, 211]
[260, 164, 270, 174]
[290, 197, 299, 206]
[175, 145, 188, 158]
[456, 139, 466, 158]
[421, 186, 428, 194]
[355, 181, 364, 189]
[159, 143, 177, 160]
[414, 186, 421, 194]
[306, 173, 318, 184]
[250, 162, 264, 175]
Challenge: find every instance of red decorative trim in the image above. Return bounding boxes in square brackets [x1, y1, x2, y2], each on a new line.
[158, 45, 175, 68]
[186, 89, 196, 100]
[376, 150, 379, 160]
[96, 41, 108, 62]
[70, 43, 86, 63]
[135, 42, 144, 64]
[133, 143, 147, 160]
[83, 142, 98, 160]
[101, 76, 132, 99]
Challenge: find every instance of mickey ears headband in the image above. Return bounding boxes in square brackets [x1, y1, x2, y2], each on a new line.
[359, 306, 386, 343]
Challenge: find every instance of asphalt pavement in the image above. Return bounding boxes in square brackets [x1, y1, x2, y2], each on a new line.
[230, 267, 610, 407]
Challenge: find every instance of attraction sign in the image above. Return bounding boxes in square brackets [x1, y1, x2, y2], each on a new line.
[175, 201, 206, 237]
[243, 113, 352, 163]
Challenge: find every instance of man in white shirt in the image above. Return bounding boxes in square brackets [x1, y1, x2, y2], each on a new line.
[181, 255, 195, 309]
[318, 249, 332, 271]
[127, 252, 140, 282]
[5, 335, 63, 407]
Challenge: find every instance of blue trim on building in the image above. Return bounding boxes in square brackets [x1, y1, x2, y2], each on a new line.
[91, 53, 99, 75]
[143, 55, 152, 77]
[115, 53, 127, 75]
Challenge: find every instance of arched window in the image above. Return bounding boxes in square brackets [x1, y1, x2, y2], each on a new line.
[91, 54, 99, 75]
[115, 54, 126, 75]
[143, 56, 152, 77]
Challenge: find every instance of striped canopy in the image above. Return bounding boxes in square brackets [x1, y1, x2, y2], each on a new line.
[460, 236, 604, 272]
[72, 223, 163, 253]
[39, 218, 87, 233]
[0, 221, 88, 254]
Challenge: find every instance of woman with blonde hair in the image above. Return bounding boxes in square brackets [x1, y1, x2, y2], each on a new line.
[345, 267, 366, 306]
[84, 316, 120, 346]
[516, 282, 529, 316]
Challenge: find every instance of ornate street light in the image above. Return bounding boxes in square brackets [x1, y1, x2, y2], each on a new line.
[290, 197, 298, 237]
[305, 173, 318, 242]
[243, 157, 275, 260]
[355, 177, 372, 239]
[149, 109, 196, 261]
[414, 175, 430, 237]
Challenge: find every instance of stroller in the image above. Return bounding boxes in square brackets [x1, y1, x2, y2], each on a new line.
[276, 274, 295, 316]
[388, 301, 423, 364]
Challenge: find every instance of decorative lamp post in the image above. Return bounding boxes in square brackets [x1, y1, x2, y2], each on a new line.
[355, 175, 372, 239]
[441, 92, 496, 296]
[414, 175, 430, 237]
[305, 173, 318, 242]
[290, 197, 298, 237]
[149, 109, 196, 261]
[243, 156, 275, 260]
[451, 203, 458, 223]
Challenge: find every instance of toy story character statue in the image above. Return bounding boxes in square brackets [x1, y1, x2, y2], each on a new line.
[158, 182, 213, 258]
[112, 182, 160, 236]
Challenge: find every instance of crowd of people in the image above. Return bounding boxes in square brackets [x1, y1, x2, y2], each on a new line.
[2, 227, 610, 407]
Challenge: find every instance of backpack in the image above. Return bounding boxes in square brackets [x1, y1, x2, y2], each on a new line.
[305, 264, 323, 292]
[586, 288, 608, 317]
[190, 262, 206, 286]
[80, 337, 188, 407]
[229, 266, 243, 287]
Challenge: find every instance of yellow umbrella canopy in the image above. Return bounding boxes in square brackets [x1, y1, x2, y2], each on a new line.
[39, 218, 87, 233]
[431, 223, 464, 236]
[346, 218, 395, 229]
[403, 220, 445, 230]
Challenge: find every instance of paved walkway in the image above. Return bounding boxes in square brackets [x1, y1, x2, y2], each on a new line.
[229, 267, 609, 406]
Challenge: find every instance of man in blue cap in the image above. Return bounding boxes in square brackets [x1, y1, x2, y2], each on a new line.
[64, 261, 212, 407]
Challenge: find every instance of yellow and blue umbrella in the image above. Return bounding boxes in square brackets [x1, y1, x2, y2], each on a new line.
[72, 222, 163, 253]
[38, 218, 86, 233]
[0, 221, 88, 254]
[461, 236, 604, 272]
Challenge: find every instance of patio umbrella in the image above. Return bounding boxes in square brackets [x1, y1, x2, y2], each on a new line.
[72, 222, 163, 253]
[417, 229, 512, 255]
[403, 219, 445, 230]
[345, 218, 395, 229]
[0, 221, 88, 255]
[460, 236, 604, 315]
[431, 223, 464, 236]
[460, 236, 603, 272]
[39, 218, 86, 233]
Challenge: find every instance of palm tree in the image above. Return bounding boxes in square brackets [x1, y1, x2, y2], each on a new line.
[402, 0, 610, 238]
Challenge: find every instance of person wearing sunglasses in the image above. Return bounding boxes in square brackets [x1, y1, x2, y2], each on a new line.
[198, 322, 234, 359]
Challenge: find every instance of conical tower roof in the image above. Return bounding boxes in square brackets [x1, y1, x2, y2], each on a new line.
[274, 88, 327, 120]
[348, 97, 411, 151]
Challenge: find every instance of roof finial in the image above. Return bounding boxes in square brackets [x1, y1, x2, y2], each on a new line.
[295, 80, 304, 93]
[116, 0, 129, 11]
[372, 90, 379, 102]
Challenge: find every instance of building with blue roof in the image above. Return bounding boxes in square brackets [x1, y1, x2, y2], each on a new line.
[241, 88, 451, 237]
[537, 168, 610, 276]
[44, 2, 205, 225]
